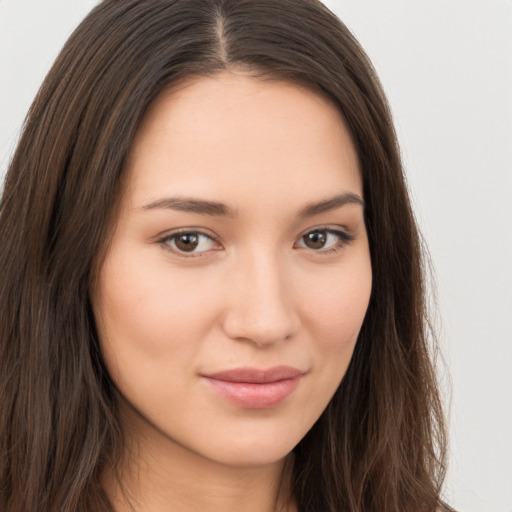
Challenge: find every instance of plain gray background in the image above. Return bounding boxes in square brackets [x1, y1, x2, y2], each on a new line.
[1, 1, 511, 510]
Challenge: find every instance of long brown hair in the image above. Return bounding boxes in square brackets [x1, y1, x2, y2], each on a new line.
[0, 1, 451, 510]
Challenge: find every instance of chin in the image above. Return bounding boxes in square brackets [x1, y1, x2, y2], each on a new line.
[204, 439, 297, 468]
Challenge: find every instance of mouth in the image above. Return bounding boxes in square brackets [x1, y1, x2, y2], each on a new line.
[201, 366, 305, 409]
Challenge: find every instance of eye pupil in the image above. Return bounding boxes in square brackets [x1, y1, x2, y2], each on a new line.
[304, 230, 327, 249]
[175, 233, 199, 252]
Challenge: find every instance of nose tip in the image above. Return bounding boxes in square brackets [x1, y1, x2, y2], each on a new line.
[221, 262, 299, 347]
[223, 310, 295, 347]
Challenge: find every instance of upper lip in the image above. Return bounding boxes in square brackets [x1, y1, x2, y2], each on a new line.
[202, 366, 305, 384]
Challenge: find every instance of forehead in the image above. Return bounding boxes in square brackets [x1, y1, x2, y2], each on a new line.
[123, 71, 361, 211]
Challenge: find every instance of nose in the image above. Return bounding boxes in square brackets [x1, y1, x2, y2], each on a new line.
[221, 248, 300, 347]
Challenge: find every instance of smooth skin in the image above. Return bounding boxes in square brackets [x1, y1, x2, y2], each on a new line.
[93, 70, 372, 512]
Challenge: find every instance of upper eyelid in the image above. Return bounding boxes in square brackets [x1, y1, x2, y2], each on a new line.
[158, 225, 351, 242]
[156, 227, 218, 242]
[301, 223, 354, 241]
[303, 225, 352, 235]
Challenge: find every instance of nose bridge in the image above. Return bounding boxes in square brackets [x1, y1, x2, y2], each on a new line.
[222, 243, 298, 346]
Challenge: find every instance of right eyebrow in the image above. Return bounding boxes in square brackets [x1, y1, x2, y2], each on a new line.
[142, 197, 238, 218]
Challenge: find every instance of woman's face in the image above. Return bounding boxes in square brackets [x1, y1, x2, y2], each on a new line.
[93, 72, 372, 468]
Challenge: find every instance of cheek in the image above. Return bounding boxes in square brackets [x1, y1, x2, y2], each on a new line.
[299, 256, 372, 382]
[95, 249, 214, 343]
[92, 250, 220, 399]
[93, 257, 226, 427]
[304, 258, 372, 341]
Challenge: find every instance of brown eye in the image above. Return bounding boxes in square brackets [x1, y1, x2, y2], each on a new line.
[297, 228, 354, 254]
[174, 233, 200, 252]
[161, 231, 218, 256]
[303, 230, 327, 249]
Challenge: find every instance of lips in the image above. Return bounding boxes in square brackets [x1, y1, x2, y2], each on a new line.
[201, 366, 304, 409]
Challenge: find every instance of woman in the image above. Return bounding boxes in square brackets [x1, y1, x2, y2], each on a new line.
[0, 0, 452, 511]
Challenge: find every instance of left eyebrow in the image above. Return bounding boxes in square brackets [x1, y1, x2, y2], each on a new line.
[297, 193, 365, 218]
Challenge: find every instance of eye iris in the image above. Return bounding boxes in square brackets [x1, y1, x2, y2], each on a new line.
[304, 230, 327, 249]
[175, 233, 199, 252]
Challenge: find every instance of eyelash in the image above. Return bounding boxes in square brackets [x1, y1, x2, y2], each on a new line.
[157, 227, 355, 259]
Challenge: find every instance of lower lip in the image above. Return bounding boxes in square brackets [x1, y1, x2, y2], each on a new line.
[203, 376, 302, 409]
